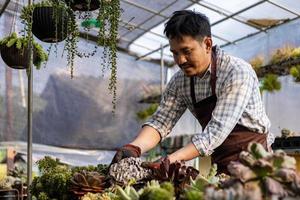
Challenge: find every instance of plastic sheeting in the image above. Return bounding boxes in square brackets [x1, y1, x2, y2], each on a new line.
[0, 12, 162, 150]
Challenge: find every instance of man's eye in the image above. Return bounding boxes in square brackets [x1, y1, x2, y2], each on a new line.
[184, 50, 191, 55]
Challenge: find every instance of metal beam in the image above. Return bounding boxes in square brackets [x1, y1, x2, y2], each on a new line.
[191, 0, 265, 32]
[119, 19, 166, 40]
[121, 0, 176, 40]
[267, 0, 300, 17]
[221, 16, 300, 48]
[136, 0, 267, 61]
[121, 0, 168, 18]
[209, 0, 267, 26]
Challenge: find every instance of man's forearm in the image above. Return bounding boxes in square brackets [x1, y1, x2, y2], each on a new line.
[168, 142, 200, 163]
[130, 125, 161, 154]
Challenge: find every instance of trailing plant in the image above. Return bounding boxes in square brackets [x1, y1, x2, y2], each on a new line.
[260, 74, 281, 93]
[136, 103, 159, 121]
[249, 55, 264, 73]
[290, 47, 300, 59]
[0, 32, 48, 69]
[290, 64, 300, 82]
[20, 0, 79, 77]
[270, 46, 294, 64]
[97, 0, 121, 111]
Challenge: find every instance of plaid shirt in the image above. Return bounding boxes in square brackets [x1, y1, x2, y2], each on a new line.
[144, 46, 274, 156]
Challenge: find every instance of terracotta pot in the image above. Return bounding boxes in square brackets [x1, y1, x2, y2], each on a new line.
[65, 0, 100, 11]
[32, 6, 69, 43]
[0, 44, 37, 69]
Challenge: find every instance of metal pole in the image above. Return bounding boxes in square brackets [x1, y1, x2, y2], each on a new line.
[160, 44, 164, 96]
[27, 0, 32, 198]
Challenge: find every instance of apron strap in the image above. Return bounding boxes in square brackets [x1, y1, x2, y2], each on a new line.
[190, 48, 217, 104]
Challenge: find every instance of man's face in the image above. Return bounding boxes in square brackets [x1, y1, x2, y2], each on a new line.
[170, 35, 212, 77]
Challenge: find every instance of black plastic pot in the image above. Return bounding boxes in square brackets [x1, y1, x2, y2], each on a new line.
[0, 44, 37, 69]
[65, 0, 100, 11]
[0, 189, 19, 200]
[32, 6, 69, 43]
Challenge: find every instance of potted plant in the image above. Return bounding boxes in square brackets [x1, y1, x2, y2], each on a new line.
[21, 0, 79, 77]
[0, 32, 48, 69]
[21, 0, 122, 110]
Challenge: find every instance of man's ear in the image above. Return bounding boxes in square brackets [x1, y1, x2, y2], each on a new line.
[204, 37, 213, 52]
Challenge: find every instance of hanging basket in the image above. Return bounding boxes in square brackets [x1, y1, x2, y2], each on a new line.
[0, 44, 37, 69]
[32, 6, 69, 43]
[65, 0, 100, 11]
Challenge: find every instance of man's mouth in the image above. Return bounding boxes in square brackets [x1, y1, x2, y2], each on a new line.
[180, 64, 192, 69]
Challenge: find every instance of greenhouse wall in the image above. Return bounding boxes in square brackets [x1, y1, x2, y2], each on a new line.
[0, 13, 162, 150]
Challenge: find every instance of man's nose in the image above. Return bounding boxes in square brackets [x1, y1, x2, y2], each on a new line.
[177, 54, 187, 65]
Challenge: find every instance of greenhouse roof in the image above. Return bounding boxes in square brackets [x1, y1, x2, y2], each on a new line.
[1, 0, 300, 62]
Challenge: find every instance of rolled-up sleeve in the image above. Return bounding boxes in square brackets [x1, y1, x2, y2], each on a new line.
[143, 76, 187, 139]
[192, 67, 254, 156]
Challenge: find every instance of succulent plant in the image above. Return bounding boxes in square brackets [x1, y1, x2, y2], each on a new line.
[70, 170, 107, 196]
[213, 142, 300, 199]
[139, 180, 174, 200]
[109, 157, 152, 185]
[149, 158, 199, 197]
[181, 164, 219, 200]
[115, 184, 140, 200]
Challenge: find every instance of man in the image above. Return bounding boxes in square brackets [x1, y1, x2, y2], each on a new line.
[110, 10, 274, 174]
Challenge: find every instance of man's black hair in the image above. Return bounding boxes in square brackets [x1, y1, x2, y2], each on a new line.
[164, 10, 211, 40]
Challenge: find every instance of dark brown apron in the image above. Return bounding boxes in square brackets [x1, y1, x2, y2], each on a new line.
[191, 47, 267, 174]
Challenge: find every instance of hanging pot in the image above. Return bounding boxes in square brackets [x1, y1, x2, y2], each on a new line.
[32, 6, 69, 43]
[65, 0, 100, 11]
[0, 44, 37, 69]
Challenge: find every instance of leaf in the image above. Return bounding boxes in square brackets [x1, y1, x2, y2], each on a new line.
[248, 142, 270, 159]
[274, 168, 297, 183]
[16, 39, 22, 49]
[6, 38, 17, 47]
[252, 159, 274, 177]
[206, 164, 217, 180]
[227, 161, 257, 182]
[116, 185, 131, 200]
[239, 151, 256, 167]
[264, 177, 287, 197]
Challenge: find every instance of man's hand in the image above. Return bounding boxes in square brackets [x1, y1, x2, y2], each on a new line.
[141, 157, 169, 171]
[110, 144, 141, 165]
